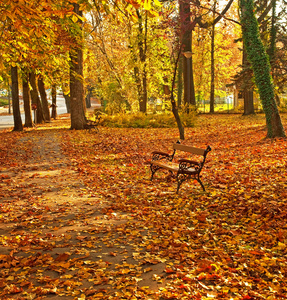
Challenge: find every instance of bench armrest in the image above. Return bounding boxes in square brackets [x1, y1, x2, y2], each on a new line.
[151, 151, 172, 161]
[178, 158, 201, 171]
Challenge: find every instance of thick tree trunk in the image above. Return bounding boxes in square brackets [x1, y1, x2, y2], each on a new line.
[22, 72, 33, 128]
[136, 10, 148, 113]
[180, 0, 196, 112]
[51, 84, 57, 119]
[243, 88, 255, 115]
[267, 0, 277, 63]
[38, 76, 51, 122]
[11, 66, 23, 131]
[242, 47, 255, 115]
[70, 3, 86, 130]
[70, 48, 86, 129]
[29, 72, 45, 124]
[267, 1, 281, 109]
[239, 0, 285, 138]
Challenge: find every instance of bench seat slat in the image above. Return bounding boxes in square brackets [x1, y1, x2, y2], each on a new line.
[152, 160, 197, 173]
[152, 161, 179, 172]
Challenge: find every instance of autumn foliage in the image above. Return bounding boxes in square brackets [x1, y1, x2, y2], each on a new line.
[0, 114, 287, 299]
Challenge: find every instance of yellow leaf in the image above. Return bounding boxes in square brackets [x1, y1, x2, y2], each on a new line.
[153, 0, 161, 6]
[143, 0, 151, 10]
[72, 15, 78, 23]
[278, 242, 286, 250]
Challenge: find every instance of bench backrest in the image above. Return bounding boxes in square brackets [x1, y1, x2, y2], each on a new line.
[173, 143, 207, 156]
[171, 143, 211, 166]
[173, 143, 211, 155]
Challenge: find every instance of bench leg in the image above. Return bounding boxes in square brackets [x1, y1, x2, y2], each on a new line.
[197, 176, 206, 191]
[176, 174, 185, 193]
[150, 164, 160, 181]
[176, 181, 182, 194]
[177, 174, 206, 193]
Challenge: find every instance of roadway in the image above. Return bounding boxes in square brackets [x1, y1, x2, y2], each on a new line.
[0, 95, 68, 130]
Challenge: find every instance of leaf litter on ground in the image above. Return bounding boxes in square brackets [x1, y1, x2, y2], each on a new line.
[0, 114, 286, 299]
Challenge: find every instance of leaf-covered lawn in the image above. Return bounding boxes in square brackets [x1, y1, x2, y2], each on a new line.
[0, 114, 286, 299]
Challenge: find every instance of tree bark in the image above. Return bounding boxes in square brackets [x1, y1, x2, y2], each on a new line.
[267, 0, 277, 62]
[7, 79, 12, 114]
[134, 66, 142, 111]
[171, 95, 185, 140]
[51, 84, 57, 119]
[136, 10, 148, 113]
[172, 49, 185, 140]
[29, 72, 45, 124]
[242, 47, 255, 115]
[177, 56, 183, 108]
[22, 71, 33, 128]
[243, 88, 255, 115]
[267, 0, 281, 108]
[38, 76, 51, 122]
[63, 93, 71, 114]
[70, 3, 86, 130]
[210, 14, 215, 113]
[180, 0, 196, 111]
[11, 66, 23, 131]
[239, 0, 285, 138]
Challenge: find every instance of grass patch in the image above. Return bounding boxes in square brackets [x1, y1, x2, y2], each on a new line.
[0, 98, 9, 106]
[97, 112, 197, 128]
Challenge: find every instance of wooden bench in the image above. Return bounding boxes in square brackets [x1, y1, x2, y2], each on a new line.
[150, 142, 211, 193]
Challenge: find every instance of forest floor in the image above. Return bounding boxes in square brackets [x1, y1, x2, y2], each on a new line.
[0, 114, 287, 300]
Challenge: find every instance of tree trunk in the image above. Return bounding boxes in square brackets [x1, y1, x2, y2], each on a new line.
[242, 47, 255, 115]
[239, 0, 285, 138]
[243, 88, 255, 115]
[29, 72, 45, 124]
[140, 68, 147, 113]
[22, 71, 33, 127]
[172, 49, 185, 139]
[86, 87, 91, 109]
[180, 0, 196, 112]
[136, 10, 148, 113]
[177, 56, 183, 108]
[210, 18, 215, 113]
[38, 76, 51, 122]
[164, 75, 184, 139]
[51, 84, 57, 119]
[11, 66, 23, 131]
[7, 79, 12, 114]
[70, 3, 86, 130]
[267, 0, 277, 63]
[63, 93, 71, 114]
[172, 95, 185, 140]
[267, 0, 281, 108]
[70, 48, 86, 129]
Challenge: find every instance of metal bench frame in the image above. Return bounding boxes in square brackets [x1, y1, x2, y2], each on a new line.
[150, 142, 211, 193]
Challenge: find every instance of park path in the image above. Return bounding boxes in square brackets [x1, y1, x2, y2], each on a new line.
[0, 128, 167, 299]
